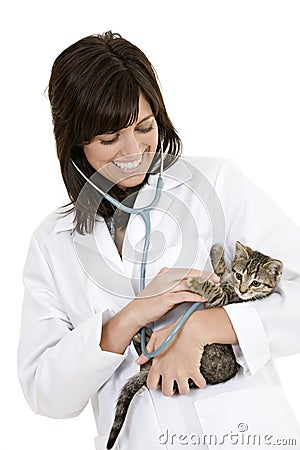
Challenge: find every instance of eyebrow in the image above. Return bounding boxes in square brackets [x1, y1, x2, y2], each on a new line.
[136, 115, 154, 126]
[98, 115, 154, 137]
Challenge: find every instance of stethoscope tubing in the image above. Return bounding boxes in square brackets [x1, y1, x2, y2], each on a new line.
[71, 155, 202, 359]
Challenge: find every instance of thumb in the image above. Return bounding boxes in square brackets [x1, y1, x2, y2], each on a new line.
[136, 334, 156, 365]
[135, 354, 151, 365]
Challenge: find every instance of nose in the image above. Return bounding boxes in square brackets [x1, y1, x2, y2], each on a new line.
[120, 133, 142, 159]
[240, 285, 248, 294]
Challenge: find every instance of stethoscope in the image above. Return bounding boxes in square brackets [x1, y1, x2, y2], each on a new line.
[71, 149, 203, 358]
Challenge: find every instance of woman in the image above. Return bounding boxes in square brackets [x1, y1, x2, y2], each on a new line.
[18, 32, 300, 449]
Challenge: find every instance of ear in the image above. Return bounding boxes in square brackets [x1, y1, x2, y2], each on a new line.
[263, 259, 283, 278]
[235, 241, 253, 260]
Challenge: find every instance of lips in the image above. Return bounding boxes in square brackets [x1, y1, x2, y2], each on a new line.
[112, 153, 143, 172]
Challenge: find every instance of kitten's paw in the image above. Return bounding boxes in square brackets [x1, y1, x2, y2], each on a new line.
[186, 276, 207, 297]
[210, 243, 224, 262]
[210, 243, 227, 277]
[210, 244, 224, 269]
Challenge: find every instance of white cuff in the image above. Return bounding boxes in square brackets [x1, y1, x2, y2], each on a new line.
[224, 302, 271, 375]
[77, 310, 129, 373]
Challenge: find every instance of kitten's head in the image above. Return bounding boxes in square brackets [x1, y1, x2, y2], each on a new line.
[231, 241, 283, 300]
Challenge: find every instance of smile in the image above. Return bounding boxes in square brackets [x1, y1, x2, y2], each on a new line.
[112, 154, 143, 172]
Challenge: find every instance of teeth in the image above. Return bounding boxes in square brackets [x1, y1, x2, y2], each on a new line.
[113, 154, 143, 171]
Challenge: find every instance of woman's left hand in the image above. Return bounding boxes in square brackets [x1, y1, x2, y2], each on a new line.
[136, 313, 208, 396]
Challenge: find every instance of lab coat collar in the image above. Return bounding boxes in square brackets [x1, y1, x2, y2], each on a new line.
[53, 157, 193, 234]
[147, 155, 193, 190]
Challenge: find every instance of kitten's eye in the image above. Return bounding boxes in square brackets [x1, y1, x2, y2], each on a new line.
[251, 280, 261, 287]
[235, 273, 243, 281]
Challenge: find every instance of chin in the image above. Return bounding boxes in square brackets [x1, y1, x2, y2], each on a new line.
[117, 173, 147, 189]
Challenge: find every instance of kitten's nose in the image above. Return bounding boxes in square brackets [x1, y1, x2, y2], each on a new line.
[240, 286, 248, 294]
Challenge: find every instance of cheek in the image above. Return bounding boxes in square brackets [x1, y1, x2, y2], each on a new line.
[232, 276, 239, 286]
[153, 127, 159, 145]
[145, 125, 159, 148]
[83, 144, 110, 168]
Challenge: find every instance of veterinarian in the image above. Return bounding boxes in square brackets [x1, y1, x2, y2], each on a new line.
[18, 32, 300, 449]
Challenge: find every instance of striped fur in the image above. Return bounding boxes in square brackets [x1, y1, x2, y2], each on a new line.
[107, 241, 283, 449]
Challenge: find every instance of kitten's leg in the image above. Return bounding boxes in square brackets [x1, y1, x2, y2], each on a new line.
[210, 243, 230, 282]
[133, 327, 152, 356]
[107, 370, 149, 449]
[186, 277, 236, 308]
[200, 344, 240, 384]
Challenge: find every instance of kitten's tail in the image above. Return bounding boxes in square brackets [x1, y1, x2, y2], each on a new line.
[107, 370, 149, 449]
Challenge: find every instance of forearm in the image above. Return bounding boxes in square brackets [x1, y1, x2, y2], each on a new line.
[100, 267, 223, 354]
[191, 307, 238, 345]
[100, 302, 141, 354]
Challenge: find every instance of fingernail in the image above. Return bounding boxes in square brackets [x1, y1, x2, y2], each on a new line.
[135, 356, 142, 364]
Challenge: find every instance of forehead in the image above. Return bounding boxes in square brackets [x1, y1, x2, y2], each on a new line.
[106, 94, 154, 135]
[98, 92, 153, 136]
[137, 93, 153, 118]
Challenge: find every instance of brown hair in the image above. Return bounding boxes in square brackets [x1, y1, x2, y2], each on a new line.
[48, 31, 182, 234]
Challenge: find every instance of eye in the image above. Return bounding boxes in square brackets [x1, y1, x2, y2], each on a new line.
[99, 134, 120, 145]
[235, 273, 243, 281]
[136, 125, 154, 134]
[251, 280, 261, 287]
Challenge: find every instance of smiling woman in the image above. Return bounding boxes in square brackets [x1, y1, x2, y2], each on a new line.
[83, 94, 159, 190]
[17, 29, 300, 450]
[47, 31, 182, 234]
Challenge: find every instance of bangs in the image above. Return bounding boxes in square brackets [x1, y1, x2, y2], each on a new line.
[51, 32, 182, 234]
[80, 71, 141, 143]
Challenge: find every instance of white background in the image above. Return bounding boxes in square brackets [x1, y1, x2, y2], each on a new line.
[1, 1, 300, 448]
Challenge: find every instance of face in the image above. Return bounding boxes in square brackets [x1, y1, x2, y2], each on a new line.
[83, 94, 159, 189]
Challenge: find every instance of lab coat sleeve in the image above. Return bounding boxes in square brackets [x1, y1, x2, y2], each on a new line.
[18, 234, 128, 419]
[214, 159, 300, 376]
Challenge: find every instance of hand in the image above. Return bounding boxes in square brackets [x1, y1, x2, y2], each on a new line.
[136, 314, 209, 396]
[136, 307, 238, 395]
[129, 267, 220, 328]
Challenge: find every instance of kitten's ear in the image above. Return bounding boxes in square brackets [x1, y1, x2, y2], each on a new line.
[235, 241, 253, 260]
[263, 259, 283, 277]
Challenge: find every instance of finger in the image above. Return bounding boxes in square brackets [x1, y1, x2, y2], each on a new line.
[189, 272, 220, 283]
[161, 376, 175, 397]
[181, 269, 219, 281]
[172, 273, 219, 293]
[135, 354, 151, 365]
[171, 291, 207, 304]
[158, 267, 170, 274]
[136, 334, 156, 364]
[146, 368, 161, 390]
[158, 268, 206, 284]
[190, 370, 206, 389]
[176, 378, 190, 395]
[159, 267, 220, 284]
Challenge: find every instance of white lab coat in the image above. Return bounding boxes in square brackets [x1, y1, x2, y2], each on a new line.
[18, 157, 300, 450]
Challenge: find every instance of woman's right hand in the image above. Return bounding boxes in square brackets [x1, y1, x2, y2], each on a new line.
[100, 267, 219, 355]
[129, 267, 220, 328]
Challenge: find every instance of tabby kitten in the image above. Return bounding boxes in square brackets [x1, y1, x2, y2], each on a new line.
[106, 241, 283, 449]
